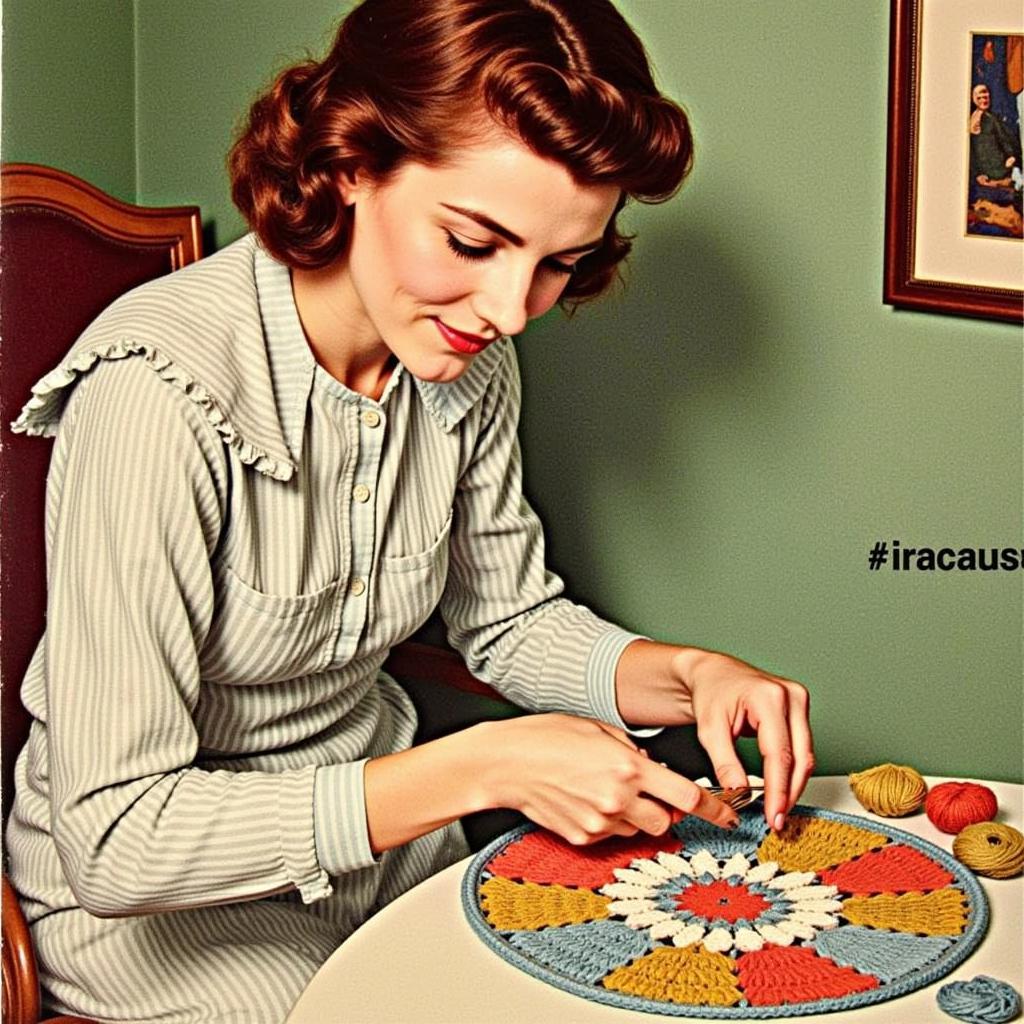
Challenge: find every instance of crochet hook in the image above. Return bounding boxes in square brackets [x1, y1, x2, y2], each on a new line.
[704, 785, 765, 811]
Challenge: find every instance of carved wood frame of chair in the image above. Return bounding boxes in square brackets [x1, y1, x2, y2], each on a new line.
[0, 163, 500, 1024]
[1, 163, 202, 1024]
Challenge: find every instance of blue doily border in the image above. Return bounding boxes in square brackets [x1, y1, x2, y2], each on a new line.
[461, 804, 990, 1019]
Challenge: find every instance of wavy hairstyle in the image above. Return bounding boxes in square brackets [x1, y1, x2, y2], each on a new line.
[229, 0, 693, 309]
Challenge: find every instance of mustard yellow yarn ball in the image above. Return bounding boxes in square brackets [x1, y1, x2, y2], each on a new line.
[953, 822, 1024, 879]
[848, 763, 928, 817]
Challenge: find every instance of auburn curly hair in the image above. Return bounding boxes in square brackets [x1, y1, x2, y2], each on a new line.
[229, 0, 693, 309]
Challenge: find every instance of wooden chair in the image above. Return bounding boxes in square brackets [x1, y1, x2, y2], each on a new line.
[0, 163, 506, 1024]
[0, 163, 203, 1024]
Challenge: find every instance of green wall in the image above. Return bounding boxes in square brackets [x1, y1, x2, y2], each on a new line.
[520, 2, 1023, 784]
[1, 0, 136, 200]
[132, 1, 342, 234]
[3, 1, 1022, 782]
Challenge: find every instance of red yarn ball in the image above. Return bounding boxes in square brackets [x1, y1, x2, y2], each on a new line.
[925, 781, 998, 834]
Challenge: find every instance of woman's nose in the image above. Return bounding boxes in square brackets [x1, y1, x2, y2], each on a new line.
[473, 266, 532, 338]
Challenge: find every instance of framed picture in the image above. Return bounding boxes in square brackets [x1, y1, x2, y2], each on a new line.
[884, 0, 1023, 323]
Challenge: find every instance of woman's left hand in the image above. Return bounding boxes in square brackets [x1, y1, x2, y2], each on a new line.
[615, 640, 814, 832]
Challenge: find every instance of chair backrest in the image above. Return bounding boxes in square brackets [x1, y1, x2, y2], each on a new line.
[0, 164, 202, 823]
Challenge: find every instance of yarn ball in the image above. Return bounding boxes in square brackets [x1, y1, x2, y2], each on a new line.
[937, 975, 1022, 1023]
[952, 822, 1024, 879]
[926, 782, 998, 834]
[848, 763, 928, 816]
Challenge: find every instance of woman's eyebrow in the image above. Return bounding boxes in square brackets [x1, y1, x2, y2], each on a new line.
[439, 203, 603, 255]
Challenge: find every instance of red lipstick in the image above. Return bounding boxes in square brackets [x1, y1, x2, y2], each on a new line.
[433, 318, 493, 355]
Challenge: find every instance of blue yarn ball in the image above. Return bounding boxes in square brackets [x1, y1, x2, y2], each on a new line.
[937, 976, 1022, 1024]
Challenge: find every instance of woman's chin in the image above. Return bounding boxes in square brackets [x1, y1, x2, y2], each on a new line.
[406, 353, 476, 384]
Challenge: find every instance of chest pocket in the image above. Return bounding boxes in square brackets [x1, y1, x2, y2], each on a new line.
[369, 511, 452, 650]
[199, 565, 343, 685]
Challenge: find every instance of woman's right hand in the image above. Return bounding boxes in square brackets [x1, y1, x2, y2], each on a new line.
[472, 713, 740, 845]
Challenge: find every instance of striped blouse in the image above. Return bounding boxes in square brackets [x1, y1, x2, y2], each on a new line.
[7, 233, 640, 928]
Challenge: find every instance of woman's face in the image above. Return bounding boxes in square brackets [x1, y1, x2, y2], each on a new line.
[334, 134, 621, 383]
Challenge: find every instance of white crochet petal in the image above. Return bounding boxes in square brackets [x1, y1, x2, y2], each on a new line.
[721, 853, 751, 879]
[632, 858, 676, 882]
[786, 884, 839, 901]
[655, 851, 694, 877]
[766, 871, 817, 890]
[648, 918, 687, 940]
[703, 927, 735, 953]
[689, 850, 720, 879]
[775, 919, 817, 941]
[733, 927, 765, 952]
[606, 898, 658, 915]
[789, 910, 841, 929]
[755, 922, 795, 946]
[792, 898, 844, 914]
[623, 909, 671, 929]
[601, 882, 658, 900]
[612, 867, 655, 887]
[745, 860, 779, 884]
[670, 923, 706, 948]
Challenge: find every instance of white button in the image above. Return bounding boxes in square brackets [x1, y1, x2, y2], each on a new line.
[349, 578, 366, 597]
[361, 410, 381, 428]
[353, 484, 371, 503]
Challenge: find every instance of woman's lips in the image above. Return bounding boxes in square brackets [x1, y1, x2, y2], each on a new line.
[433, 318, 493, 355]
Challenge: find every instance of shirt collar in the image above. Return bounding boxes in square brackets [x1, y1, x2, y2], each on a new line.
[253, 246, 316, 466]
[254, 245, 508, 444]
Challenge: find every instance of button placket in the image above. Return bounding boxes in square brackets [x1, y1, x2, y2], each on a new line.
[333, 402, 385, 664]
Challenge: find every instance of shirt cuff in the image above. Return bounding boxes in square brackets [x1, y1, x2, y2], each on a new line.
[586, 629, 663, 738]
[313, 760, 381, 876]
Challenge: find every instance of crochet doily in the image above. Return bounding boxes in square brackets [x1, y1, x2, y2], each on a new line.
[462, 805, 988, 1018]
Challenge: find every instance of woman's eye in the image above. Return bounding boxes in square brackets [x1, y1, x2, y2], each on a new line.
[544, 258, 577, 276]
[444, 230, 576, 276]
[444, 231, 494, 261]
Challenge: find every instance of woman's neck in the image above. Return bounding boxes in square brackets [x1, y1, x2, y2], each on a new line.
[291, 262, 395, 400]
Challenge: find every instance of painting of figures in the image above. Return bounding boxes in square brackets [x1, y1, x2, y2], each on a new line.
[967, 34, 1023, 239]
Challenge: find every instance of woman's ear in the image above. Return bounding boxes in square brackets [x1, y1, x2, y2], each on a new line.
[337, 169, 357, 207]
[337, 166, 372, 207]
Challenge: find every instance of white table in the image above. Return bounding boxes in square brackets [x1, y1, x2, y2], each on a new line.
[287, 777, 1023, 1023]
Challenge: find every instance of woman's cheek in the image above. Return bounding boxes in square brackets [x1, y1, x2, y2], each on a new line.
[396, 236, 471, 304]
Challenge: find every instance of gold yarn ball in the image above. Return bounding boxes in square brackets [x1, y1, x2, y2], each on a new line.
[953, 822, 1024, 879]
[848, 763, 928, 817]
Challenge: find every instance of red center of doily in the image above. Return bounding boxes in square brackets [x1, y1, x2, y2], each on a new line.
[674, 878, 771, 923]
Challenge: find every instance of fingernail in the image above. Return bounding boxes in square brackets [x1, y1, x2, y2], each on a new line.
[727, 816, 740, 830]
[773, 812, 785, 832]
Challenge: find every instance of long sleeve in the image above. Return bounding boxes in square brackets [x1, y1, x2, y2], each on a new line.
[441, 344, 643, 727]
[42, 358, 332, 916]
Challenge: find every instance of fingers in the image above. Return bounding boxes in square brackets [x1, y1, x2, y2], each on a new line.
[621, 795, 675, 837]
[755, 681, 815, 820]
[639, 760, 740, 830]
[753, 696, 790, 831]
[751, 685, 796, 832]
[784, 684, 815, 812]
[516, 716, 747, 846]
[569, 798, 673, 844]
[696, 712, 750, 791]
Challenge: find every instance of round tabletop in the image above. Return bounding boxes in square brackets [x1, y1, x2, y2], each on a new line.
[286, 776, 1023, 1023]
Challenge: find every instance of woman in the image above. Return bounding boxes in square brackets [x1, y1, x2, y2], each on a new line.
[7, 1, 813, 1021]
